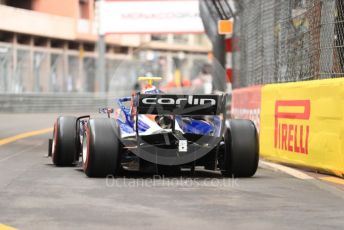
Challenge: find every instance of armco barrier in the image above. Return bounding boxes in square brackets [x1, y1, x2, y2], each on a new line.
[0, 93, 125, 113]
[231, 85, 262, 131]
[260, 78, 344, 177]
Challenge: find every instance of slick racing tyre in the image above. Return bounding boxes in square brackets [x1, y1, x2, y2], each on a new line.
[83, 118, 122, 177]
[52, 116, 79, 166]
[220, 119, 259, 177]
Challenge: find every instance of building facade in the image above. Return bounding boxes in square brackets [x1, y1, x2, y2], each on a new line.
[0, 0, 211, 93]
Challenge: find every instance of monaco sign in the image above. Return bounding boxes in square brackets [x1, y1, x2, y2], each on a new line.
[97, 0, 204, 35]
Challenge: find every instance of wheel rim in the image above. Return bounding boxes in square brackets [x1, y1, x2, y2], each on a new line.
[52, 136, 56, 156]
[82, 133, 87, 165]
[52, 123, 57, 160]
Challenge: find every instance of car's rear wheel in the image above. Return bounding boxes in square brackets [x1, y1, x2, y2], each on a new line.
[52, 116, 78, 166]
[83, 118, 122, 177]
[219, 119, 259, 177]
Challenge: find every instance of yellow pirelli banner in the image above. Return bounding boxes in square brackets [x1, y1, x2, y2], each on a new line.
[260, 78, 344, 177]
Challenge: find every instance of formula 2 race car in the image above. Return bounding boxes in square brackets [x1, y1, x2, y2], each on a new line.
[48, 77, 258, 177]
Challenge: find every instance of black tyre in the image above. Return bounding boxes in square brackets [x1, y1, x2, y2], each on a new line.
[52, 116, 78, 166]
[83, 118, 122, 177]
[220, 119, 259, 177]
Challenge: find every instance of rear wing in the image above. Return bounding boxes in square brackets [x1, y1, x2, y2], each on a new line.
[137, 94, 227, 116]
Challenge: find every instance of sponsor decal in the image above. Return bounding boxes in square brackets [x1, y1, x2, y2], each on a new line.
[231, 108, 261, 132]
[138, 94, 219, 115]
[121, 13, 199, 20]
[274, 100, 310, 154]
[231, 85, 262, 132]
[141, 95, 216, 106]
[98, 0, 203, 34]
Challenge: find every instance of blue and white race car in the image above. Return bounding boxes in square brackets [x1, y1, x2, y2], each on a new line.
[49, 77, 259, 177]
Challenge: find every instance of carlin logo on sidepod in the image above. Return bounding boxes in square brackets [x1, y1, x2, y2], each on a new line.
[274, 100, 310, 154]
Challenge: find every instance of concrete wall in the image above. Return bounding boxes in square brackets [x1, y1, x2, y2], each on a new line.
[0, 5, 76, 40]
[32, 0, 80, 18]
[231, 78, 344, 178]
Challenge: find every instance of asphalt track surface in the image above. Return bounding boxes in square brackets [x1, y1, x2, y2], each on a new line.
[1, 114, 344, 230]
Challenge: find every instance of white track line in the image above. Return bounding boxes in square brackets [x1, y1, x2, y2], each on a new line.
[260, 160, 313, 180]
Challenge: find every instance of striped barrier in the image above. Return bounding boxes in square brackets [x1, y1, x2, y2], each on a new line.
[232, 78, 344, 177]
[225, 37, 233, 83]
[231, 85, 262, 132]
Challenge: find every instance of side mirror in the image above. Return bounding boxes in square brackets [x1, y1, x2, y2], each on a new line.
[99, 107, 114, 118]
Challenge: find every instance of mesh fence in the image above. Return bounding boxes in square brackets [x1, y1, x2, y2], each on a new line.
[232, 0, 344, 88]
[0, 42, 208, 96]
[0, 48, 118, 94]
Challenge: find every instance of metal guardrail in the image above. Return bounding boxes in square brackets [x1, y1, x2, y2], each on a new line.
[0, 93, 125, 113]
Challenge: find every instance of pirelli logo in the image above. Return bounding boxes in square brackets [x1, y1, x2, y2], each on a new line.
[274, 100, 310, 154]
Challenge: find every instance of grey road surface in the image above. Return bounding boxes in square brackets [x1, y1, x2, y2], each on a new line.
[0, 114, 344, 230]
